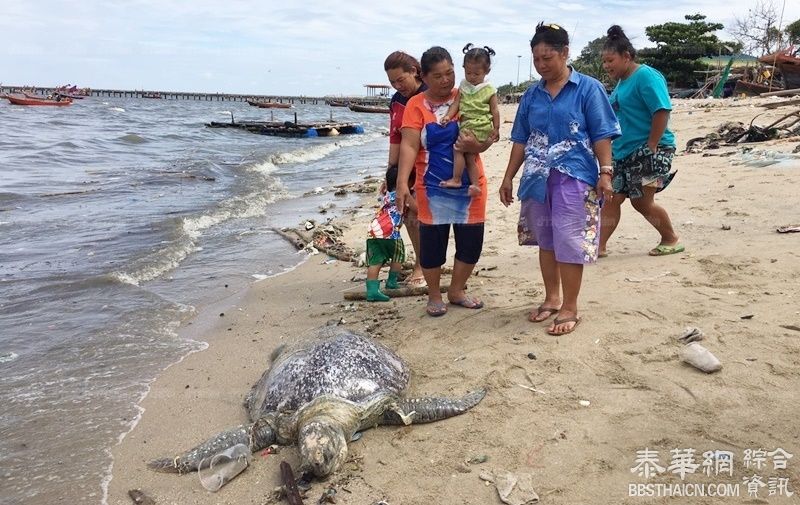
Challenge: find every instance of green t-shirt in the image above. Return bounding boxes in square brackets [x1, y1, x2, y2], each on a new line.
[609, 64, 675, 160]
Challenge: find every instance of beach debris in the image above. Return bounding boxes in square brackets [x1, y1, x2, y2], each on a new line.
[777, 225, 800, 233]
[677, 327, 705, 344]
[304, 220, 316, 231]
[147, 327, 485, 481]
[317, 486, 337, 504]
[780, 324, 800, 332]
[280, 461, 304, 505]
[686, 110, 800, 153]
[578, 400, 591, 407]
[516, 384, 547, 395]
[731, 148, 800, 168]
[740, 314, 755, 320]
[272, 221, 355, 262]
[624, 271, 676, 283]
[721, 224, 731, 230]
[127, 489, 156, 505]
[468, 454, 489, 464]
[526, 352, 537, 360]
[681, 342, 723, 373]
[197, 443, 251, 492]
[479, 469, 540, 505]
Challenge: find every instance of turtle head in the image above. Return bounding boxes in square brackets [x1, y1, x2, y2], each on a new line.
[297, 418, 348, 478]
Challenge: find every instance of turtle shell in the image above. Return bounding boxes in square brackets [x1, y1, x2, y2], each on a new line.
[246, 327, 409, 420]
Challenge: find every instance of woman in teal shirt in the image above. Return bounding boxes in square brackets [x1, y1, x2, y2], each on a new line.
[599, 25, 684, 257]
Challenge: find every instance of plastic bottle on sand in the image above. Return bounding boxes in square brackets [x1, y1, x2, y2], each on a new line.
[198, 443, 251, 492]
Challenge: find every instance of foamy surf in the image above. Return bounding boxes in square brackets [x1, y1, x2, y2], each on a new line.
[269, 132, 383, 165]
[0, 351, 19, 364]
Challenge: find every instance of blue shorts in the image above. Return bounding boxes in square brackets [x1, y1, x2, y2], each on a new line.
[419, 223, 484, 269]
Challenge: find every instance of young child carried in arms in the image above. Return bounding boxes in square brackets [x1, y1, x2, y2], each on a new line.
[365, 165, 415, 302]
[440, 43, 500, 196]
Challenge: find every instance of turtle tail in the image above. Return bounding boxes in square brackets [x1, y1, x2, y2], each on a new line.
[380, 389, 486, 425]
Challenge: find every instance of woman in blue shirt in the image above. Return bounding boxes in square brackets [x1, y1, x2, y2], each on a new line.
[598, 25, 683, 258]
[499, 22, 620, 336]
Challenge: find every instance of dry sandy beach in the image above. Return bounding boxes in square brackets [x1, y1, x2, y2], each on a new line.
[108, 100, 800, 505]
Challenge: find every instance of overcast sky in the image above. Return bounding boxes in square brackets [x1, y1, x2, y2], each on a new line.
[2, 1, 798, 96]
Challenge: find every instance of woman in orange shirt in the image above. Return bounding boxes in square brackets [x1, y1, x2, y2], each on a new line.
[396, 46, 494, 317]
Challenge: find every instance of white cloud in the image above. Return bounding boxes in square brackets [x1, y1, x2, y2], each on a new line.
[1, 0, 798, 94]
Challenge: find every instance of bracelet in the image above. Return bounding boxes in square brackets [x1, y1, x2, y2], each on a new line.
[599, 165, 614, 176]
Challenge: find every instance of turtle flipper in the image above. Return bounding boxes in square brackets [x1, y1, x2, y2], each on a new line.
[147, 419, 276, 474]
[380, 389, 486, 425]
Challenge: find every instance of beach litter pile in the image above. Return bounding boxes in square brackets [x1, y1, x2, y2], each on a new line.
[685, 110, 800, 153]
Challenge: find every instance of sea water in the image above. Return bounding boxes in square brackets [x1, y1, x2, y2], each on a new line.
[0, 97, 387, 504]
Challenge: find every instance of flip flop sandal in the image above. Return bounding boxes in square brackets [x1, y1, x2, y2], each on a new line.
[426, 300, 448, 317]
[529, 305, 560, 322]
[449, 296, 484, 309]
[406, 276, 428, 288]
[547, 316, 582, 336]
[649, 244, 685, 256]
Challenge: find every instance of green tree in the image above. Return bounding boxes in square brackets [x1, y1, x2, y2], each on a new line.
[639, 14, 730, 87]
[785, 18, 800, 45]
[571, 36, 610, 85]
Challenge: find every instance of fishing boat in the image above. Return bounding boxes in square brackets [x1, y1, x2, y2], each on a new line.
[348, 103, 390, 113]
[733, 80, 782, 97]
[258, 101, 292, 109]
[325, 99, 349, 107]
[207, 119, 364, 138]
[759, 51, 800, 89]
[6, 94, 72, 106]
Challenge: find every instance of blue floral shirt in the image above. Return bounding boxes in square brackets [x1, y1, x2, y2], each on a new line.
[510, 69, 620, 203]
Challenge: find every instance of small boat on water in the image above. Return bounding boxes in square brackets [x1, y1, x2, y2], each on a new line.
[142, 92, 162, 99]
[348, 103, 390, 113]
[247, 100, 292, 109]
[325, 99, 349, 107]
[6, 94, 72, 106]
[207, 119, 364, 138]
[259, 102, 292, 109]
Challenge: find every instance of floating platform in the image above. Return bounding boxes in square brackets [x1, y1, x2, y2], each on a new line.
[206, 120, 364, 138]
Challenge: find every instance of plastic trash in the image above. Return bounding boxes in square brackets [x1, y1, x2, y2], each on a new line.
[198, 443, 251, 492]
[681, 342, 722, 373]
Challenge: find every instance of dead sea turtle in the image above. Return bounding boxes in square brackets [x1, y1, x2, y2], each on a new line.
[149, 326, 485, 478]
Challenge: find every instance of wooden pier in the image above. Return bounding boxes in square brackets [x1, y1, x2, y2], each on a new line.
[0, 86, 390, 105]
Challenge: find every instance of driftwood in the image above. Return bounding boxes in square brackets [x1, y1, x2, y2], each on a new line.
[279, 461, 304, 505]
[762, 98, 800, 109]
[271, 225, 355, 262]
[760, 88, 800, 98]
[343, 284, 449, 300]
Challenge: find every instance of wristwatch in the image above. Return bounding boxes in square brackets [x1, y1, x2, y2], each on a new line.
[599, 165, 614, 176]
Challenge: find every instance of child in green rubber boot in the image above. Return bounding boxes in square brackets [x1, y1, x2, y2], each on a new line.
[365, 166, 413, 302]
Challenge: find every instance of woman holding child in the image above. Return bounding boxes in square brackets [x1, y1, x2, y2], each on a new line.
[396, 46, 494, 317]
[499, 23, 620, 335]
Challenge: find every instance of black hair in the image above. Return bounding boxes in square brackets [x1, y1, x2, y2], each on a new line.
[603, 25, 636, 59]
[530, 22, 569, 50]
[462, 43, 496, 71]
[385, 165, 398, 192]
[420, 46, 453, 75]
